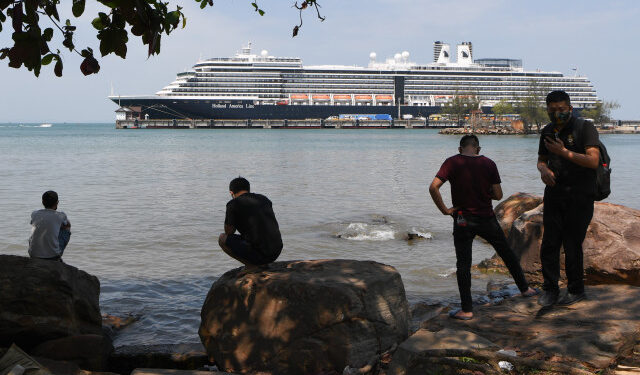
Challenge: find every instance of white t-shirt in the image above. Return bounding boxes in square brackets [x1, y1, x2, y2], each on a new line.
[29, 209, 69, 259]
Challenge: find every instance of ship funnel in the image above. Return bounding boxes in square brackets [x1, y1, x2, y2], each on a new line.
[434, 41, 450, 64]
[457, 42, 473, 66]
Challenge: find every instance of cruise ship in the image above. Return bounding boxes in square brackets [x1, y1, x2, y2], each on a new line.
[109, 42, 598, 120]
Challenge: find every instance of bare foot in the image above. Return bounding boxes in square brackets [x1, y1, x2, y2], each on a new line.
[448, 309, 473, 320]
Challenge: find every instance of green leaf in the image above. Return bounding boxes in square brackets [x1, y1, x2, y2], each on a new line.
[182, 15, 186, 29]
[252, 2, 258, 10]
[65, 19, 71, 26]
[0, 10, 6, 22]
[98, 27, 128, 58]
[98, 12, 110, 27]
[258, 9, 265, 16]
[41, 53, 54, 65]
[200, 0, 206, 9]
[72, 0, 85, 17]
[54, 58, 63, 77]
[91, 16, 105, 30]
[43, 27, 53, 41]
[166, 11, 179, 28]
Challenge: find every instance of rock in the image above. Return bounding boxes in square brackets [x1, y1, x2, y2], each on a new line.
[420, 284, 640, 370]
[0, 255, 102, 350]
[481, 199, 640, 285]
[131, 370, 235, 375]
[199, 259, 410, 375]
[109, 343, 209, 375]
[388, 328, 498, 375]
[31, 334, 113, 371]
[493, 192, 543, 237]
[34, 356, 120, 375]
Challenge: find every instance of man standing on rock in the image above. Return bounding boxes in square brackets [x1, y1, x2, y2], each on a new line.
[29, 190, 71, 261]
[536, 90, 600, 307]
[429, 135, 538, 320]
[219, 177, 283, 271]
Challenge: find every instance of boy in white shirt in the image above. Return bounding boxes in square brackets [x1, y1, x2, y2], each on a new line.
[29, 191, 71, 260]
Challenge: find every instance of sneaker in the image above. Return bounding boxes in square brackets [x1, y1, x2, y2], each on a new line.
[537, 290, 559, 307]
[557, 292, 586, 306]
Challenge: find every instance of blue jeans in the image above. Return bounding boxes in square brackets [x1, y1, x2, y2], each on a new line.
[58, 228, 71, 257]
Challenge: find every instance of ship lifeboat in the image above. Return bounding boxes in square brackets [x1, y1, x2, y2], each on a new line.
[354, 95, 373, 101]
[375, 95, 393, 102]
[333, 95, 352, 101]
[276, 100, 289, 105]
[291, 94, 309, 101]
[312, 94, 330, 101]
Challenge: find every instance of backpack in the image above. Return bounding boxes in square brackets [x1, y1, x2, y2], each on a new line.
[574, 118, 611, 201]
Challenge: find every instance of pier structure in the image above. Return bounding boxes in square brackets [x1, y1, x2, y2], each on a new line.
[115, 118, 445, 130]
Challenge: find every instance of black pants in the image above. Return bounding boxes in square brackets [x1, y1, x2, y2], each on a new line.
[541, 193, 594, 294]
[453, 215, 529, 312]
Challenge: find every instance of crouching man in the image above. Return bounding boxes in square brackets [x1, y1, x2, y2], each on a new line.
[219, 177, 283, 271]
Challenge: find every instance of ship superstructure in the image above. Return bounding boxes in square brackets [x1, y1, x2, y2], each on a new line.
[110, 42, 598, 120]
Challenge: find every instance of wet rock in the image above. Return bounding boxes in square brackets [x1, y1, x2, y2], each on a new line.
[199, 259, 410, 375]
[0, 255, 102, 350]
[31, 334, 113, 371]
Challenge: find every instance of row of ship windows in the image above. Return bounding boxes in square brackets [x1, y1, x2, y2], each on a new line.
[177, 82, 593, 90]
[190, 72, 574, 80]
[168, 89, 597, 100]
[171, 84, 595, 95]
[182, 79, 592, 88]
[184, 78, 592, 88]
[188, 73, 586, 83]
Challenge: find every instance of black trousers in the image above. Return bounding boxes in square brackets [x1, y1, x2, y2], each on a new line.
[541, 193, 594, 294]
[453, 215, 529, 312]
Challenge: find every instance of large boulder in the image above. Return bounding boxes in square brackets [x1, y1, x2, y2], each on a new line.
[481, 195, 640, 285]
[0, 255, 102, 350]
[493, 192, 543, 237]
[199, 259, 410, 375]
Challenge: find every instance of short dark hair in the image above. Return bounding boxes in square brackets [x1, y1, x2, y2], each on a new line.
[460, 134, 479, 148]
[229, 177, 250, 193]
[42, 190, 58, 208]
[546, 90, 571, 106]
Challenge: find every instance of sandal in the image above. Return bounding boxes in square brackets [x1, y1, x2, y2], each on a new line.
[448, 308, 473, 320]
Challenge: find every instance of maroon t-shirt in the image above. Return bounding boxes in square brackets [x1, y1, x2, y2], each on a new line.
[436, 154, 501, 217]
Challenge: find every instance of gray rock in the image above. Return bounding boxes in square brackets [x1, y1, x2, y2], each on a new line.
[0, 255, 102, 350]
[199, 259, 410, 375]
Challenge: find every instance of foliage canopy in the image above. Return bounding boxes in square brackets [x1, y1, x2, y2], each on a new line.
[0, 0, 324, 77]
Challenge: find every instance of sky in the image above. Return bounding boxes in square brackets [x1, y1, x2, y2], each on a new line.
[1, 0, 639, 122]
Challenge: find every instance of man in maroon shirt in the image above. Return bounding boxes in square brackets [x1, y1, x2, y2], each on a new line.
[429, 135, 537, 320]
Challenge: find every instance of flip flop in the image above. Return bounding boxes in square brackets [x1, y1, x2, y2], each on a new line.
[520, 287, 540, 298]
[448, 308, 473, 320]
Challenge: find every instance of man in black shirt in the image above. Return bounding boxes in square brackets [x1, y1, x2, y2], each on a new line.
[218, 177, 283, 270]
[536, 91, 600, 307]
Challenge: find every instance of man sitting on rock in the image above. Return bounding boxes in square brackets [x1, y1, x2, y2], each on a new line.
[219, 177, 283, 271]
[29, 190, 71, 261]
[429, 135, 538, 320]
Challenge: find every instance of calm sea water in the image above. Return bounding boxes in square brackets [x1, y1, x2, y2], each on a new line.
[1, 123, 638, 346]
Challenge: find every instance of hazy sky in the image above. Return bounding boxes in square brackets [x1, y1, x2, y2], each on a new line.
[1, 0, 638, 122]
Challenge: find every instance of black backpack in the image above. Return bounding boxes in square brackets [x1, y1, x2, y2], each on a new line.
[574, 118, 611, 201]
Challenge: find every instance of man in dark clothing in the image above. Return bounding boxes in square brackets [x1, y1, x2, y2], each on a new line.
[536, 90, 600, 307]
[429, 135, 537, 320]
[219, 177, 283, 270]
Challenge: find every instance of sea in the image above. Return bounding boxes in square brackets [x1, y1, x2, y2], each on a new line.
[1, 123, 638, 347]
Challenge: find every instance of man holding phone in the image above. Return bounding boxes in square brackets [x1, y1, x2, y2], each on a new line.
[537, 91, 601, 307]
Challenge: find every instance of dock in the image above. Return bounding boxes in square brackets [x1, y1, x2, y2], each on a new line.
[115, 118, 455, 130]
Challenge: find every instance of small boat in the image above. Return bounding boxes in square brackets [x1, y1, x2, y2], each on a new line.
[39, 123, 53, 127]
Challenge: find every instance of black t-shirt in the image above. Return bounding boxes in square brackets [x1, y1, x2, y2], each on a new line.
[538, 117, 599, 197]
[225, 192, 283, 257]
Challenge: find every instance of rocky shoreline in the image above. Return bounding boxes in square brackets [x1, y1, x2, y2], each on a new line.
[2, 193, 640, 375]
